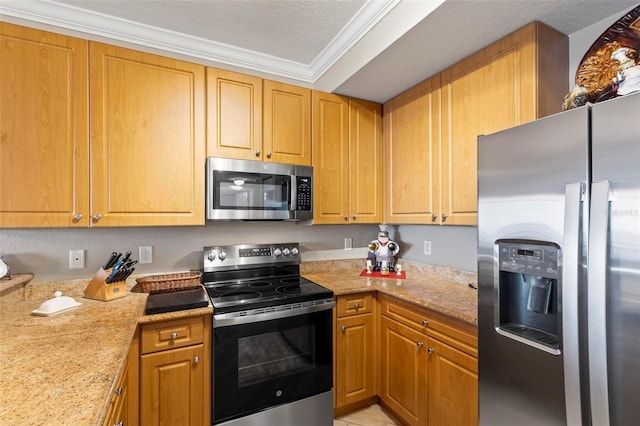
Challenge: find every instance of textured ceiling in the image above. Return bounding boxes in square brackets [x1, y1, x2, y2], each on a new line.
[1, 0, 639, 103]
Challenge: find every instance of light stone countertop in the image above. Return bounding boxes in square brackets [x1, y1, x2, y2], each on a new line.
[302, 259, 478, 326]
[0, 259, 475, 424]
[0, 273, 212, 425]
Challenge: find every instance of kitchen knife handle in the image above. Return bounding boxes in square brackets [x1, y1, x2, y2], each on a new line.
[562, 182, 585, 426]
[588, 180, 611, 426]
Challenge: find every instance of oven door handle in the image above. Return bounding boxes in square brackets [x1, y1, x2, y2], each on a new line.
[213, 300, 335, 328]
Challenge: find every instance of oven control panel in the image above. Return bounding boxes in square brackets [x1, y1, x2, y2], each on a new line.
[203, 243, 301, 271]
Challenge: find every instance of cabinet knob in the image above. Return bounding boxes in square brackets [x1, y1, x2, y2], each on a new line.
[428, 347, 435, 354]
[115, 422, 123, 426]
[72, 213, 83, 222]
[170, 332, 178, 340]
[422, 320, 429, 326]
[354, 303, 360, 309]
[352, 215, 356, 220]
[431, 214, 438, 221]
[255, 150, 261, 157]
[417, 342, 424, 348]
[442, 214, 448, 221]
[341, 325, 346, 332]
[267, 152, 272, 158]
[115, 386, 123, 396]
[92, 213, 102, 222]
[344, 215, 348, 221]
[194, 356, 200, 364]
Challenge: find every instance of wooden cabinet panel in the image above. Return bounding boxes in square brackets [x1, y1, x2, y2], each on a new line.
[90, 42, 205, 226]
[349, 98, 383, 223]
[263, 80, 311, 165]
[427, 337, 478, 426]
[0, 22, 89, 228]
[103, 356, 129, 426]
[380, 316, 427, 426]
[313, 93, 382, 224]
[383, 76, 440, 224]
[440, 21, 568, 225]
[140, 344, 205, 426]
[206, 68, 262, 160]
[312, 91, 350, 223]
[336, 313, 377, 408]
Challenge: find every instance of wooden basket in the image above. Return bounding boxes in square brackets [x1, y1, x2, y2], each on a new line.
[135, 272, 202, 293]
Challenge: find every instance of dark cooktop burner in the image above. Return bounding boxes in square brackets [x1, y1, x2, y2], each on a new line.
[276, 285, 304, 295]
[219, 291, 261, 301]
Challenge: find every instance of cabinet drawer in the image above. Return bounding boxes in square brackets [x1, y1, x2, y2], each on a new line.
[336, 293, 375, 317]
[381, 295, 477, 357]
[141, 316, 204, 354]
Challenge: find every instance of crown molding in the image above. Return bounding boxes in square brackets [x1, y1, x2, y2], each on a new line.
[0, 0, 399, 84]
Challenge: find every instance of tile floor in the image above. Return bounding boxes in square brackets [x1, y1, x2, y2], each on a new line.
[334, 404, 402, 426]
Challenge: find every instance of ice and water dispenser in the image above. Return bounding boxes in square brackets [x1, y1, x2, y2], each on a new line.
[495, 240, 561, 355]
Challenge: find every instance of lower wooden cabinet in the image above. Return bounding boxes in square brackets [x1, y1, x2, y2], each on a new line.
[139, 315, 211, 426]
[334, 293, 377, 413]
[104, 356, 130, 426]
[379, 295, 478, 426]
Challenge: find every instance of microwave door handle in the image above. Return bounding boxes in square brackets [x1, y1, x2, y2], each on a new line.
[290, 177, 296, 210]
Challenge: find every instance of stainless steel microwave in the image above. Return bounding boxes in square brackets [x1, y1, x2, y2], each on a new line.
[206, 157, 313, 221]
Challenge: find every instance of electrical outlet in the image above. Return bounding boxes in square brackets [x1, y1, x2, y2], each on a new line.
[139, 246, 153, 264]
[69, 249, 85, 269]
[424, 241, 432, 256]
[344, 237, 353, 250]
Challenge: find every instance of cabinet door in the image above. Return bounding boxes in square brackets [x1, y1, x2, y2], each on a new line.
[90, 42, 205, 226]
[336, 313, 377, 408]
[427, 337, 478, 426]
[349, 98, 383, 223]
[383, 75, 440, 224]
[440, 21, 567, 226]
[140, 344, 205, 426]
[0, 22, 89, 228]
[263, 80, 311, 165]
[206, 68, 262, 160]
[380, 316, 427, 426]
[312, 91, 349, 224]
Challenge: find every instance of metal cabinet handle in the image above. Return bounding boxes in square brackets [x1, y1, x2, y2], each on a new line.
[255, 150, 261, 157]
[92, 214, 102, 222]
[73, 213, 83, 222]
[341, 325, 346, 332]
[441, 214, 448, 221]
[417, 342, 424, 348]
[352, 215, 356, 220]
[422, 320, 429, 326]
[267, 152, 272, 158]
[194, 356, 200, 364]
[431, 214, 438, 220]
[170, 332, 178, 340]
[354, 303, 360, 309]
[344, 215, 348, 221]
[115, 421, 123, 426]
[428, 347, 434, 354]
[115, 386, 123, 396]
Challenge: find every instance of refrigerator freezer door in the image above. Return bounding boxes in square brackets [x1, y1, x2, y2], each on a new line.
[590, 92, 640, 426]
[477, 106, 589, 425]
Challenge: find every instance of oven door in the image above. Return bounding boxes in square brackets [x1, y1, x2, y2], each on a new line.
[212, 306, 333, 424]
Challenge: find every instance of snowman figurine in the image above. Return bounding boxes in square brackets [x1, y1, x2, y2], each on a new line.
[368, 225, 400, 275]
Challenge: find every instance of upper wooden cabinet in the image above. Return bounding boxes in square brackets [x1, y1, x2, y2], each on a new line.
[384, 21, 568, 226]
[0, 22, 89, 228]
[313, 92, 382, 224]
[206, 68, 262, 161]
[207, 73, 311, 165]
[263, 80, 312, 165]
[90, 42, 205, 226]
[440, 21, 568, 226]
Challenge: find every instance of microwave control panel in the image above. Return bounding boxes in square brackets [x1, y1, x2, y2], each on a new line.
[296, 177, 312, 211]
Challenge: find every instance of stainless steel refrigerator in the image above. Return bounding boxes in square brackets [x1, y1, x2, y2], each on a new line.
[477, 91, 640, 425]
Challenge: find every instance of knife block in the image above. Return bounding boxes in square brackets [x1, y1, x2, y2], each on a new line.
[84, 268, 127, 301]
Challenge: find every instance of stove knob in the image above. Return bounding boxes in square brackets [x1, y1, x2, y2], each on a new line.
[283, 248, 291, 256]
[207, 251, 217, 261]
[273, 248, 282, 257]
[218, 251, 227, 261]
[291, 247, 299, 256]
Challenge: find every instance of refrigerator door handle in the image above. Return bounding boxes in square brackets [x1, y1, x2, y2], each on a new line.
[562, 182, 585, 426]
[588, 180, 611, 426]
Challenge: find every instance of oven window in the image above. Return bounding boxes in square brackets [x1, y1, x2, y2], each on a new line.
[214, 171, 290, 210]
[238, 326, 314, 387]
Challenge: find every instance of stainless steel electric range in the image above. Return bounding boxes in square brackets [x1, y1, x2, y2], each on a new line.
[202, 243, 335, 426]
